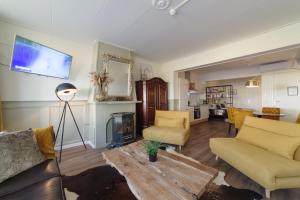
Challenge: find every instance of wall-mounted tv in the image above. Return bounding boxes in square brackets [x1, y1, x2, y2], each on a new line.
[10, 35, 72, 79]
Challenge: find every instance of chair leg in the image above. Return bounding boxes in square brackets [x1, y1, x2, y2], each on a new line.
[228, 123, 232, 135]
[265, 189, 271, 198]
[179, 145, 182, 152]
[235, 128, 238, 135]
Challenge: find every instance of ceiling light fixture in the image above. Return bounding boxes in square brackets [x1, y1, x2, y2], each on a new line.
[245, 78, 260, 88]
[152, 0, 171, 10]
[169, 0, 191, 16]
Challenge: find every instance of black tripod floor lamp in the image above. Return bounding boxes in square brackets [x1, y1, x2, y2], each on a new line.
[55, 83, 86, 162]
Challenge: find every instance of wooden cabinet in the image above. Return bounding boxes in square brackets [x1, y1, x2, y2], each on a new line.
[136, 77, 168, 135]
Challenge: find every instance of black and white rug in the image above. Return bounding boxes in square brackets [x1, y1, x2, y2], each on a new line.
[62, 165, 262, 200]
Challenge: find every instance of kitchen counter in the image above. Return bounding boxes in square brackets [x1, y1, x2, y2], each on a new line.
[187, 104, 209, 124]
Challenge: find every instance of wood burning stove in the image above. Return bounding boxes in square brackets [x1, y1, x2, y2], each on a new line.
[106, 112, 135, 148]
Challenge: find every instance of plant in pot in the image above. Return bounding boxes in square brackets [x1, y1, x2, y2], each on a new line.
[144, 140, 162, 162]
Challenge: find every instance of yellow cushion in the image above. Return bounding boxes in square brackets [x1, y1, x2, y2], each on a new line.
[155, 110, 190, 130]
[210, 138, 300, 190]
[33, 126, 55, 159]
[237, 126, 300, 160]
[244, 116, 300, 137]
[143, 126, 189, 146]
[156, 117, 184, 129]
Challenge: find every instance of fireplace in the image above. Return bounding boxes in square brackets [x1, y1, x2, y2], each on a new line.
[107, 112, 135, 148]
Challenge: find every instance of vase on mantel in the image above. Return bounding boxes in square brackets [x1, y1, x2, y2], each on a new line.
[96, 86, 108, 101]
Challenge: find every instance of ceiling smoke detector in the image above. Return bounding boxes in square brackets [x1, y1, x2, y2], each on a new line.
[152, 0, 171, 10]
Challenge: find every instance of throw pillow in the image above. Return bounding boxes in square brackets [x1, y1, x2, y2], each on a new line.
[33, 126, 56, 159]
[0, 129, 46, 183]
[156, 117, 185, 129]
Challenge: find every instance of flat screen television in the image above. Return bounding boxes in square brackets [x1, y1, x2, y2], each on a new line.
[10, 35, 72, 79]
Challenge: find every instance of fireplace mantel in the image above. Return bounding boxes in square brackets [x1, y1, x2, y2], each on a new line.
[87, 101, 140, 148]
[88, 101, 141, 105]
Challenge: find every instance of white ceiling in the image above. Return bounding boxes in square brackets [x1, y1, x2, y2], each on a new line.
[189, 45, 300, 73]
[1, 0, 300, 63]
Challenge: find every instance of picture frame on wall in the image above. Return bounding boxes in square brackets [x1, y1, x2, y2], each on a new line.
[287, 86, 298, 96]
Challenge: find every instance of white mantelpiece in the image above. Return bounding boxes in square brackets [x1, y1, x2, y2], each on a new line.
[89, 101, 142, 105]
[87, 101, 141, 148]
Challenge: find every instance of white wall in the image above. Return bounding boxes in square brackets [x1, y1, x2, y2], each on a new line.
[155, 22, 300, 100]
[0, 21, 93, 101]
[0, 20, 159, 148]
[207, 78, 262, 111]
[262, 69, 300, 122]
[133, 56, 162, 81]
[2, 101, 89, 148]
[0, 21, 94, 147]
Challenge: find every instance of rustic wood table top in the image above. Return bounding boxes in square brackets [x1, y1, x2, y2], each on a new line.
[102, 141, 218, 200]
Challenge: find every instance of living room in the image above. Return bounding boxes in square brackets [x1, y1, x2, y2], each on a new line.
[1, 1, 300, 200]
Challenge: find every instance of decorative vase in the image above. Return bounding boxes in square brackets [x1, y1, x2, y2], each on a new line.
[96, 86, 108, 101]
[149, 153, 157, 162]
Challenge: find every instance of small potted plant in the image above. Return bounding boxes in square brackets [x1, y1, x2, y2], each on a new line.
[144, 140, 161, 162]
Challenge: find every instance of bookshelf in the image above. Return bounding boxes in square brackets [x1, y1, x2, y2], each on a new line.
[206, 85, 233, 107]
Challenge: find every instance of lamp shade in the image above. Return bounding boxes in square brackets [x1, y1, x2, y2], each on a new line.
[55, 83, 78, 96]
[245, 80, 260, 88]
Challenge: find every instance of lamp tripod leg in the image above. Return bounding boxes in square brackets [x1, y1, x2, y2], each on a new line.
[59, 104, 67, 163]
[66, 102, 87, 149]
[55, 103, 66, 143]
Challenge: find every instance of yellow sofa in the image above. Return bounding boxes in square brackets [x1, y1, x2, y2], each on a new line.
[143, 110, 190, 150]
[210, 116, 300, 198]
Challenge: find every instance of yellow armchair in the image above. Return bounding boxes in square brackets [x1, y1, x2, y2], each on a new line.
[296, 113, 300, 124]
[143, 110, 190, 150]
[234, 109, 253, 132]
[227, 107, 239, 135]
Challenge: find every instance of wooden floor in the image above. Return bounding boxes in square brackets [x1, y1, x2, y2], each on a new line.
[58, 120, 300, 200]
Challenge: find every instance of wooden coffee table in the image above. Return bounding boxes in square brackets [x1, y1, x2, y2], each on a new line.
[102, 141, 218, 200]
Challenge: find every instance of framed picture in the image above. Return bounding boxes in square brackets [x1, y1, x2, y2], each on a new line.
[287, 86, 298, 96]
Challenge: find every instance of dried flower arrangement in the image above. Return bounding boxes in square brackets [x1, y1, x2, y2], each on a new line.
[90, 70, 113, 101]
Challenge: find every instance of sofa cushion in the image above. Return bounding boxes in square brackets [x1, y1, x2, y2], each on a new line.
[155, 111, 190, 130]
[143, 126, 189, 146]
[210, 138, 300, 189]
[156, 117, 185, 129]
[0, 177, 65, 200]
[243, 116, 300, 137]
[0, 130, 46, 183]
[0, 159, 60, 197]
[237, 126, 300, 160]
[33, 126, 56, 159]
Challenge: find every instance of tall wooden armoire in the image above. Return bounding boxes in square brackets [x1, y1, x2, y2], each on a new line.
[135, 77, 168, 135]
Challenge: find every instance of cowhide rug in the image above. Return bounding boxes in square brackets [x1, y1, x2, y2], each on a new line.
[63, 165, 262, 200]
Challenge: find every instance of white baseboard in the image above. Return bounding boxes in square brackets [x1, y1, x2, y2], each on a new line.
[55, 140, 96, 150]
[85, 140, 96, 149]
